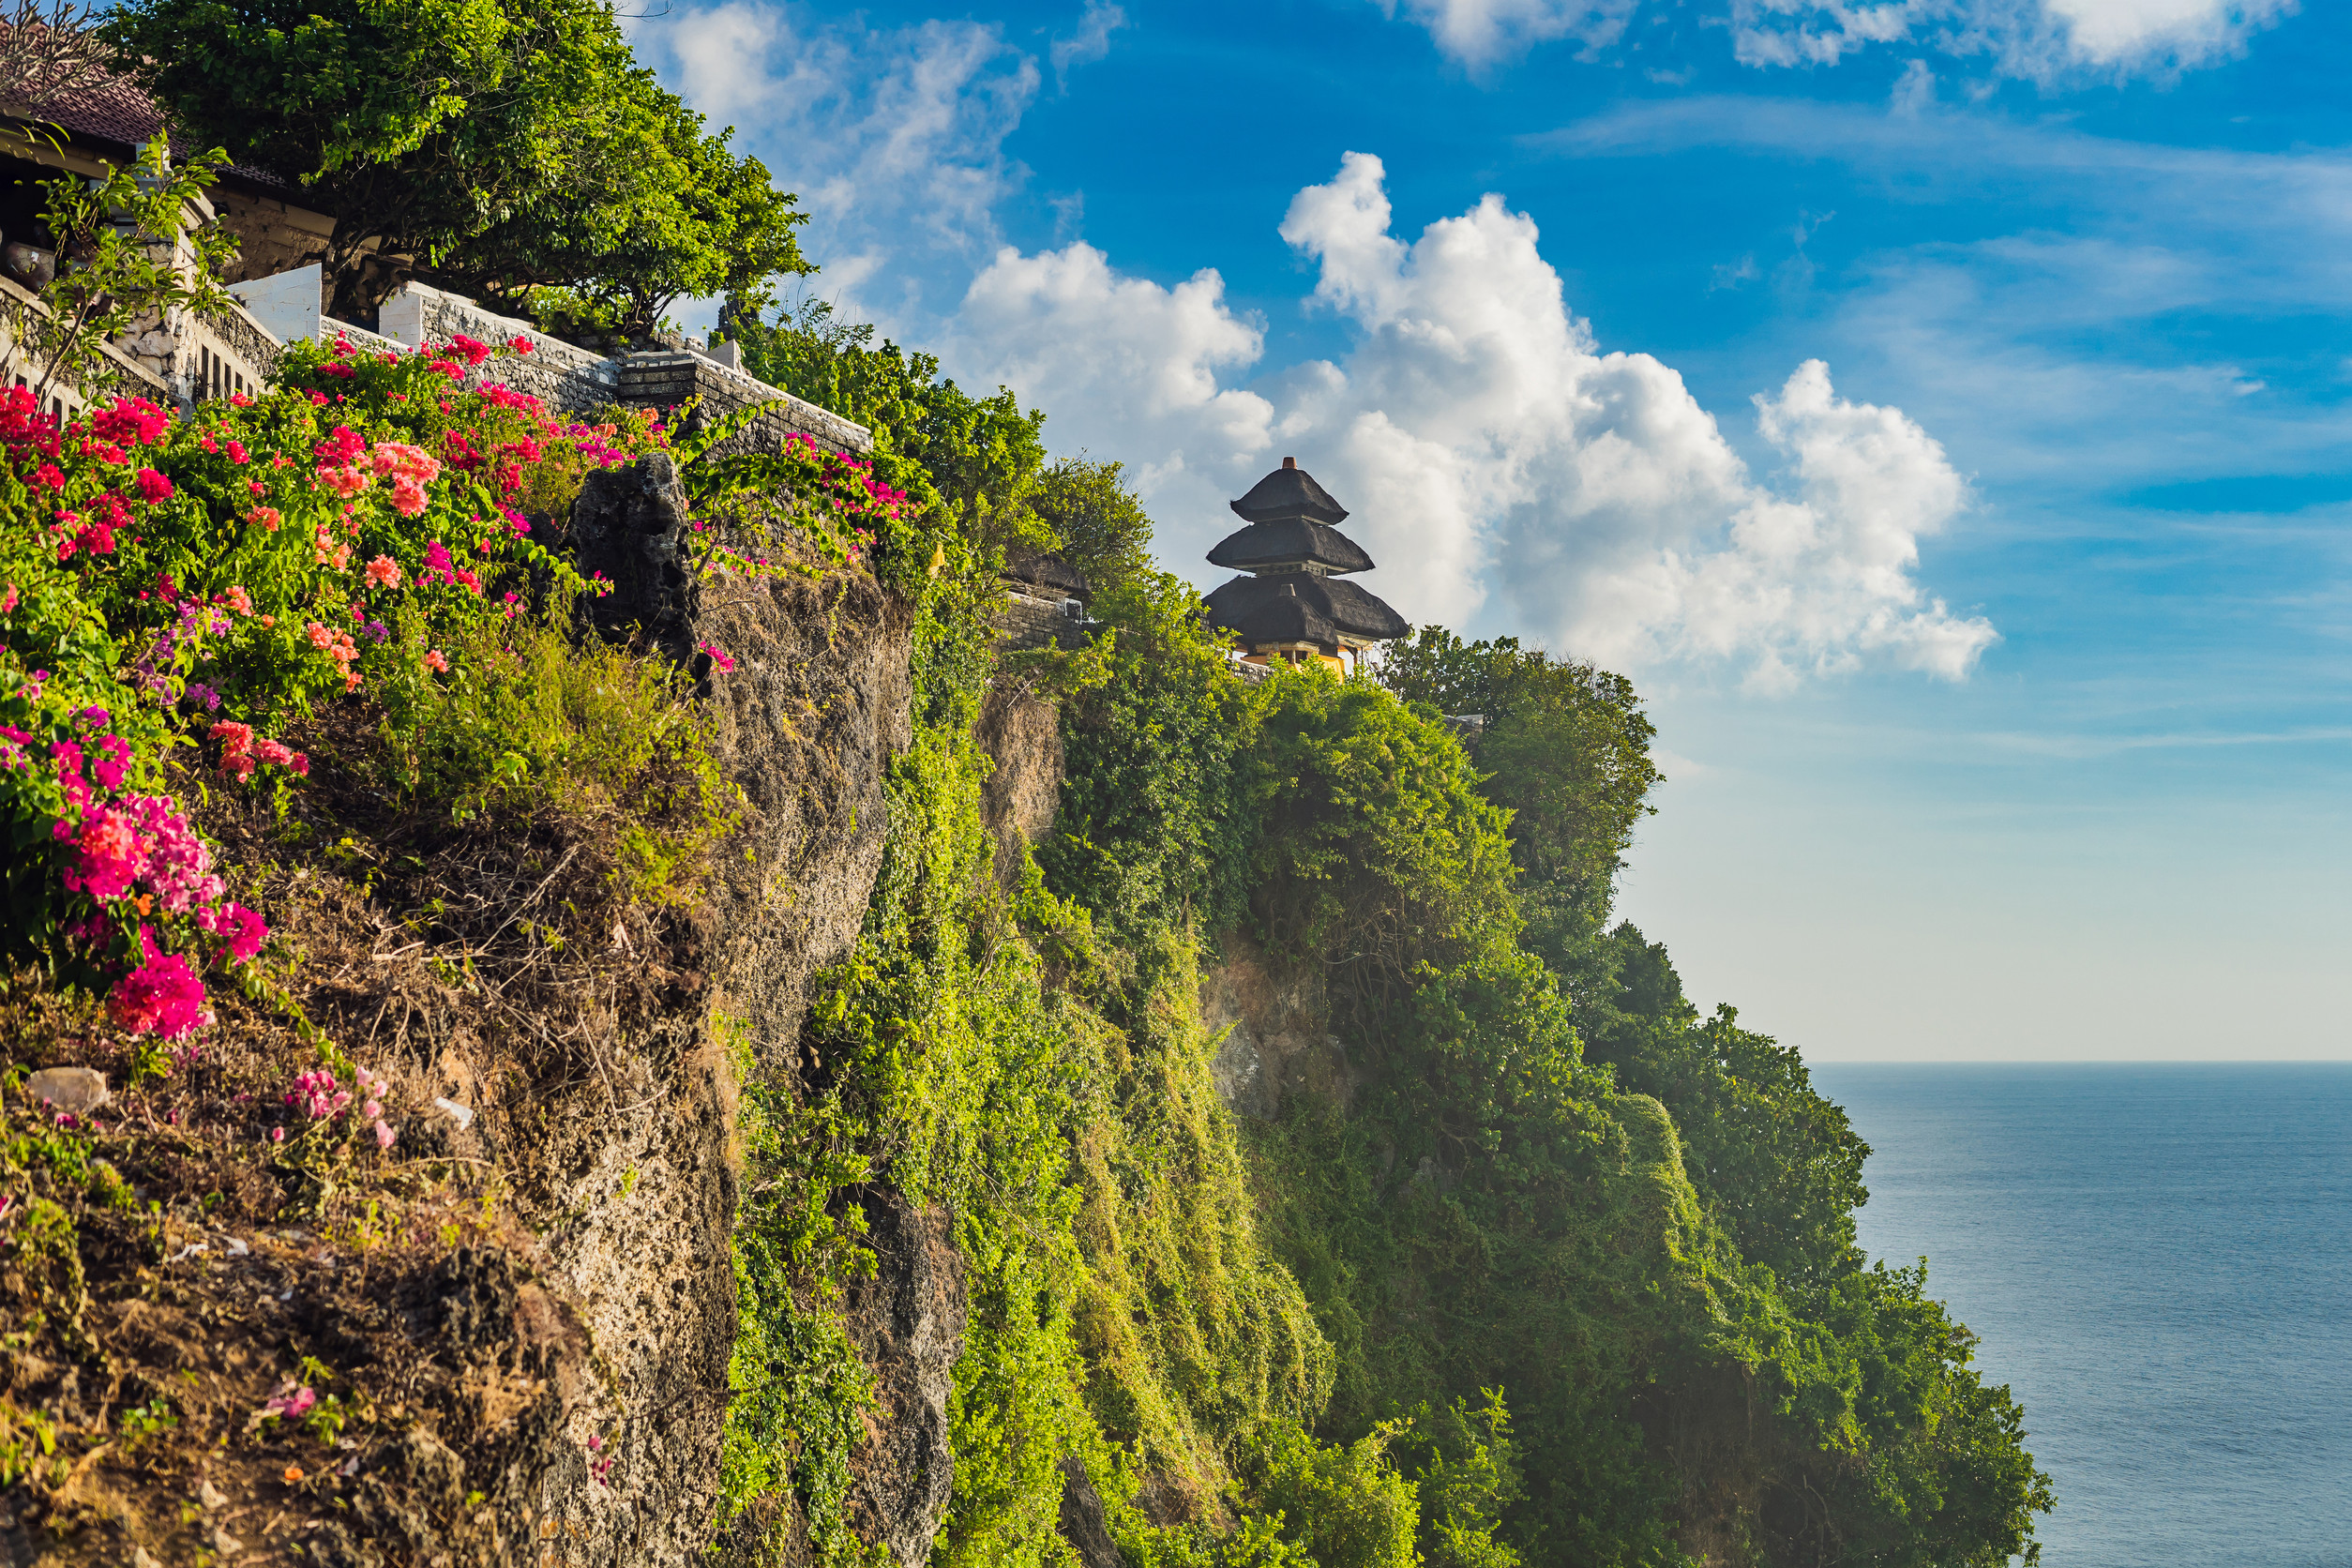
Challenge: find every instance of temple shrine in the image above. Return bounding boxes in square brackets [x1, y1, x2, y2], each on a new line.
[1204, 458, 1407, 672]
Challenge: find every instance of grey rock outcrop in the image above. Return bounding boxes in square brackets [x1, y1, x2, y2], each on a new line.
[1058, 1457, 1130, 1568]
[975, 678, 1064, 884]
[528, 454, 918, 1565]
[1199, 933, 1353, 1119]
[841, 1192, 969, 1567]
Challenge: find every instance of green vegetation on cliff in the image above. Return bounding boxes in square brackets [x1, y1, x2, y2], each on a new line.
[702, 305, 2051, 1567]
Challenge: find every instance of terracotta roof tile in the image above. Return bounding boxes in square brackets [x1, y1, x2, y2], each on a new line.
[12, 68, 301, 195]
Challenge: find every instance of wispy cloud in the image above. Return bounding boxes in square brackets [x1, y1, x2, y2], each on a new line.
[1049, 0, 1129, 89]
[1532, 95, 2352, 498]
[629, 2, 1041, 324]
[1381, 0, 2300, 77]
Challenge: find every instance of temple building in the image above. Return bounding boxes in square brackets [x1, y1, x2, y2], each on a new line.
[1204, 458, 1408, 672]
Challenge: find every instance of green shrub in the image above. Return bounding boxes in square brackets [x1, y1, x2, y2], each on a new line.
[1245, 1419, 1421, 1568]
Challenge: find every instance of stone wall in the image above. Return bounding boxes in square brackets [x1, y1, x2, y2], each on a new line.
[219, 267, 876, 456]
[0, 271, 173, 417]
[996, 589, 1093, 653]
[197, 297, 281, 385]
[618, 351, 871, 458]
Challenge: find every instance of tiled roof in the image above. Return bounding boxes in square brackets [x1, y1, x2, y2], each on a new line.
[10, 69, 301, 195]
[21, 69, 162, 148]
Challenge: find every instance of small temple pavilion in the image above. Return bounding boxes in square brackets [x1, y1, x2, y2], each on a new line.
[1203, 458, 1407, 672]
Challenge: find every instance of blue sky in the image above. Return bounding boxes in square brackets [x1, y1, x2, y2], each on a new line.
[632, 0, 2352, 1061]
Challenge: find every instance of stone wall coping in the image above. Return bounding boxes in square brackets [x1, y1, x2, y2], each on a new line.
[622, 349, 872, 451]
[377, 279, 617, 381]
[318, 316, 407, 357]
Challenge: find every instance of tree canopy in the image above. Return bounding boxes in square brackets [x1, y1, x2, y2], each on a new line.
[104, 0, 809, 332]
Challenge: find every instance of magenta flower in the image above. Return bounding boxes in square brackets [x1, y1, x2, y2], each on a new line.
[258, 1383, 316, 1423]
[199, 902, 267, 964]
[110, 927, 209, 1038]
[699, 642, 736, 673]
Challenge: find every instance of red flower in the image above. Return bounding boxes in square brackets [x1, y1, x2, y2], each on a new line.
[133, 468, 173, 505]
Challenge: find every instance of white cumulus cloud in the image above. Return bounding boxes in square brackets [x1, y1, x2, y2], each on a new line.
[954, 152, 1995, 688]
[1386, 0, 1636, 68]
[950, 242, 1276, 497]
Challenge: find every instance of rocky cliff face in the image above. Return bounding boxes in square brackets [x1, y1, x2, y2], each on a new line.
[1198, 934, 1354, 1123]
[535, 456, 917, 1565]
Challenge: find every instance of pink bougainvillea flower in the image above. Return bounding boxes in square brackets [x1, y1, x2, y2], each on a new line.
[199, 900, 267, 963]
[72, 808, 141, 898]
[287, 1068, 352, 1121]
[369, 441, 441, 482]
[423, 649, 448, 673]
[133, 467, 173, 504]
[89, 397, 169, 446]
[317, 465, 368, 499]
[699, 642, 736, 673]
[364, 554, 404, 590]
[507, 335, 534, 354]
[110, 927, 209, 1038]
[221, 584, 253, 615]
[249, 505, 282, 533]
[315, 426, 366, 465]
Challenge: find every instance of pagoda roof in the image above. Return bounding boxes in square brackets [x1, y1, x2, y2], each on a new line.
[1206, 517, 1375, 576]
[1204, 572, 1409, 648]
[1219, 595, 1340, 653]
[1229, 461, 1349, 526]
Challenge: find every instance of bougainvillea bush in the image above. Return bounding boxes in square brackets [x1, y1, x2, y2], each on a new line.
[0, 329, 904, 1050]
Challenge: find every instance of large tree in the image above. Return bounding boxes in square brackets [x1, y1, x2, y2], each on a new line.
[104, 0, 809, 334]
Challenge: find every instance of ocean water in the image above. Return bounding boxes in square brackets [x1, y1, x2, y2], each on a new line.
[1810, 1064, 2352, 1568]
